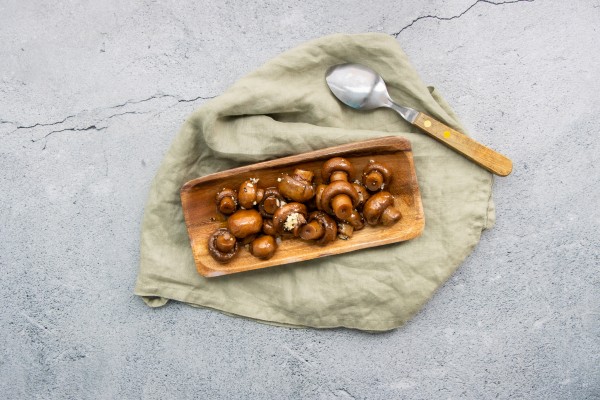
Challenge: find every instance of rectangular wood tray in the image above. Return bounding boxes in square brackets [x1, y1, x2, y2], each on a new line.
[180, 136, 424, 277]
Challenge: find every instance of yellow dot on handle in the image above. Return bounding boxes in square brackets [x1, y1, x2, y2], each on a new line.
[423, 120, 432, 128]
[443, 131, 451, 138]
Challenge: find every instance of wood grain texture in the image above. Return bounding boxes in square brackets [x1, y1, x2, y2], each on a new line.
[413, 112, 513, 176]
[180, 136, 424, 277]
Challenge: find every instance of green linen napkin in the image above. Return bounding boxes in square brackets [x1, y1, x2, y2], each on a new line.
[134, 33, 495, 331]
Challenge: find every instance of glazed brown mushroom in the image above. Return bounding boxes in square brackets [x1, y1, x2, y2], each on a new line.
[227, 209, 263, 238]
[238, 179, 264, 209]
[299, 211, 337, 245]
[337, 222, 354, 240]
[215, 187, 238, 215]
[343, 209, 365, 231]
[272, 202, 308, 236]
[320, 180, 359, 220]
[362, 160, 393, 192]
[362, 191, 402, 226]
[262, 218, 278, 236]
[352, 181, 370, 210]
[277, 169, 316, 202]
[314, 184, 327, 211]
[258, 187, 285, 218]
[249, 235, 278, 259]
[208, 228, 239, 263]
[322, 157, 356, 183]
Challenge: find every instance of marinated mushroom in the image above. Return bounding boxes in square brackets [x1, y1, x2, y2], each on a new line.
[320, 180, 359, 220]
[277, 169, 316, 202]
[337, 222, 354, 240]
[352, 181, 370, 210]
[258, 187, 285, 218]
[208, 228, 239, 263]
[215, 187, 238, 215]
[299, 211, 337, 245]
[227, 209, 263, 238]
[249, 235, 278, 260]
[314, 184, 327, 211]
[362, 160, 393, 192]
[362, 191, 402, 226]
[272, 202, 308, 236]
[238, 178, 264, 209]
[262, 218, 278, 236]
[343, 209, 365, 231]
[322, 157, 355, 183]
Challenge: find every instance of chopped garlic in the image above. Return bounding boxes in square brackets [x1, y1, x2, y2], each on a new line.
[277, 177, 282, 182]
[284, 212, 301, 231]
[249, 177, 259, 184]
[253, 201, 257, 205]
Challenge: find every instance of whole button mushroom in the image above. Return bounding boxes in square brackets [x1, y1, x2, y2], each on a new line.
[352, 181, 370, 210]
[262, 218, 278, 236]
[319, 157, 360, 220]
[343, 209, 365, 231]
[336, 210, 364, 240]
[320, 181, 359, 220]
[249, 235, 278, 260]
[258, 187, 285, 218]
[362, 160, 393, 192]
[362, 191, 402, 226]
[215, 187, 238, 215]
[238, 178, 264, 209]
[314, 184, 327, 211]
[299, 211, 337, 245]
[208, 228, 239, 263]
[337, 222, 354, 240]
[227, 209, 263, 238]
[277, 169, 316, 203]
[272, 202, 308, 237]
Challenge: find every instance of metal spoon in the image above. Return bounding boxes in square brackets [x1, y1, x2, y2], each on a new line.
[325, 63, 512, 176]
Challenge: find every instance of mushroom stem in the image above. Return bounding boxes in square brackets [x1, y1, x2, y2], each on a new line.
[330, 171, 348, 182]
[299, 220, 324, 241]
[381, 206, 402, 226]
[215, 232, 236, 252]
[331, 194, 353, 220]
[364, 171, 384, 191]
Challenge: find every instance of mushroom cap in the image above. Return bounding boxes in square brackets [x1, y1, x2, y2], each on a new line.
[314, 184, 327, 211]
[258, 187, 284, 218]
[362, 160, 393, 191]
[250, 235, 277, 259]
[277, 169, 316, 202]
[208, 228, 239, 263]
[320, 181, 359, 216]
[227, 209, 263, 238]
[238, 180, 262, 209]
[352, 182, 370, 210]
[363, 191, 395, 225]
[308, 211, 337, 245]
[215, 187, 238, 215]
[321, 157, 355, 183]
[272, 202, 308, 235]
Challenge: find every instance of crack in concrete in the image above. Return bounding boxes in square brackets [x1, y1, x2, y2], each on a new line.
[31, 125, 107, 150]
[391, 0, 535, 37]
[12, 92, 216, 149]
[9, 92, 216, 133]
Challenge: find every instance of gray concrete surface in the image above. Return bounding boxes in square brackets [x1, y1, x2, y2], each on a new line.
[1, 0, 598, 398]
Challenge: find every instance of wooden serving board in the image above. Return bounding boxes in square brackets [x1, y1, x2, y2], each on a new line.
[180, 136, 424, 277]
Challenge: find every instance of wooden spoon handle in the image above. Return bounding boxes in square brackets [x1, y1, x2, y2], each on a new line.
[413, 112, 512, 176]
